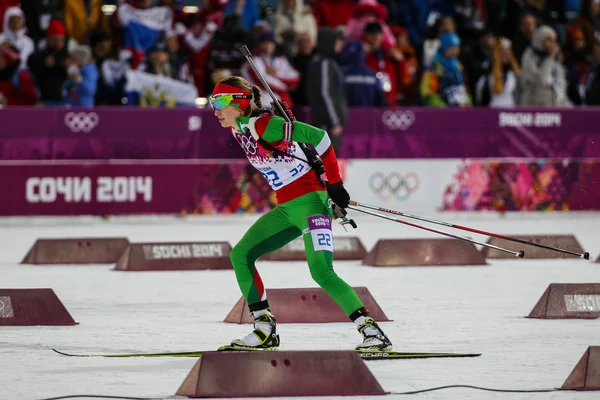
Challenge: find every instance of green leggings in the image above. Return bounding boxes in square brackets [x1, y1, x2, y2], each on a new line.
[229, 190, 364, 316]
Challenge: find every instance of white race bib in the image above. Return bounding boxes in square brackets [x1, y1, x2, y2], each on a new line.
[307, 215, 333, 252]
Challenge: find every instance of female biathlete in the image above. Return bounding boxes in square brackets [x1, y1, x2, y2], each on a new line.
[209, 76, 392, 352]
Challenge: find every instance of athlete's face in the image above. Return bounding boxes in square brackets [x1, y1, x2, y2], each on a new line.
[214, 105, 242, 128]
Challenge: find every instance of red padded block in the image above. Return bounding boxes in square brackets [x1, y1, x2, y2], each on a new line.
[21, 237, 129, 264]
[362, 238, 487, 266]
[114, 242, 232, 271]
[175, 350, 387, 397]
[527, 283, 600, 319]
[482, 235, 584, 259]
[560, 346, 600, 391]
[224, 286, 390, 324]
[0, 288, 77, 326]
[261, 236, 367, 261]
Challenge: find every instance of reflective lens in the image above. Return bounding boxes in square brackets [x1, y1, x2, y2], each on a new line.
[208, 93, 252, 111]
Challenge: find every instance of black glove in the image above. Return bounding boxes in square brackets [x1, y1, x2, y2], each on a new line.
[327, 181, 350, 209]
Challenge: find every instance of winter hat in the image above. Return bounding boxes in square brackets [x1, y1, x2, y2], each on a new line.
[351, 0, 388, 20]
[440, 32, 461, 52]
[531, 25, 556, 52]
[47, 19, 66, 36]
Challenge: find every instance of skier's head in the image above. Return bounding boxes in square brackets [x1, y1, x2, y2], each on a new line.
[209, 76, 263, 128]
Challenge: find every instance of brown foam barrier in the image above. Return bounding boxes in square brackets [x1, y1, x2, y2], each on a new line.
[114, 241, 233, 271]
[362, 238, 487, 267]
[176, 350, 387, 397]
[482, 235, 584, 259]
[21, 237, 129, 264]
[224, 286, 390, 323]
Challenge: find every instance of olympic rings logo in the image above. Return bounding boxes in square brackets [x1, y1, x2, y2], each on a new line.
[64, 112, 100, 133]
[369, 172, 420, 201]
[382, 110, 415, 131]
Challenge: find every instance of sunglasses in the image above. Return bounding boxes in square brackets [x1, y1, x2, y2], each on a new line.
[208, 93, 253, 111]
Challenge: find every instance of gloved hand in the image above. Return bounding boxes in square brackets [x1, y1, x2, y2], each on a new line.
[327, 181, 350, 209]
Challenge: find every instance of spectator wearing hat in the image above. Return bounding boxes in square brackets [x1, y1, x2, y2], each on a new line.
[27, 19, 70, 105]
[518, 25, 568, 106]
[339, 40, 387, 107]
[0, 1, 20, 34]
[362, 21, 399, 107]
[65, 0, 109, 45]
[306, 27, 347, 155]
[0, 7, 34, 69]
[64, 44, 98, 106]
[241, 29, 300, 107]
[344, 0, 396, 52]
[0, 42, 37, 106]
[310, 0, 353, 30]
[420, 32, 471, 107]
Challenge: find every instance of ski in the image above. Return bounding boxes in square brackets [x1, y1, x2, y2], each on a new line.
[52, 348, 481, 360]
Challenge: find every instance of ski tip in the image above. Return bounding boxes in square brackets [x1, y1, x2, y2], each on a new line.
[51, 348, 75, 356]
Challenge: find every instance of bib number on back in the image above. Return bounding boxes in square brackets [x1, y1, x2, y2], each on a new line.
[307, 215, 333, 252]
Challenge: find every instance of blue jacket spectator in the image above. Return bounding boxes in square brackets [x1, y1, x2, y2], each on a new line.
[64, 45, 98, 107]
[340, 40, 387, 107]
[420, 32, 471, 107]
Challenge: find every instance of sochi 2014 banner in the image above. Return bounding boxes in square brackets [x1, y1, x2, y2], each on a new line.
[0, 161, 277, 216]
[0, 159, 599, 216]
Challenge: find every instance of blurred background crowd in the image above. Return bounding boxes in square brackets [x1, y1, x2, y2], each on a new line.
[0, 0, 599, 110]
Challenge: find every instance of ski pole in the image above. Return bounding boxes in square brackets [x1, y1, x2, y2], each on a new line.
[348, 205, 524, 258]
[349, 200, 589, 260]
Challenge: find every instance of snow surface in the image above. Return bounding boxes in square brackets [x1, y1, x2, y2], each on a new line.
[1, 211, 599, 400]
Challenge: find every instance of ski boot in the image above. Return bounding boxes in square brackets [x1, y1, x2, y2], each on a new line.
[355, 316, 393, 352]
[218, 310, 280, 351]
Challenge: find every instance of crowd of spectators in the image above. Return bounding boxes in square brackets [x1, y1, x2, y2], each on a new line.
[0, 0, 599, 110]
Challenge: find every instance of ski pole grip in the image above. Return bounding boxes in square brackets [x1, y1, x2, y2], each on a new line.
[349, 200, 358, 206]
[240, 45, 251, 58]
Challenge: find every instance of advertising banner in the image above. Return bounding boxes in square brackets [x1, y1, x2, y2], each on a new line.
[0, 158, 598, 216]
[343, 159, 459, 212]
[0, 161, 276, 216]
[2, 107, 600, 160]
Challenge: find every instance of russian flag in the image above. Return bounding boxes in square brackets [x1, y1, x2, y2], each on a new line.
[117, 4, 173, 58]
[125, 69, 198, 107]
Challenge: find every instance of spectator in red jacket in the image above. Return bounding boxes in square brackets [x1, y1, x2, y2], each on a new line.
[363, 21, 398, 107]
[0, 42, 37, 106]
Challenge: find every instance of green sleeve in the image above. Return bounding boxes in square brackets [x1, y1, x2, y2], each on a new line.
[258, 115, 327, 147]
